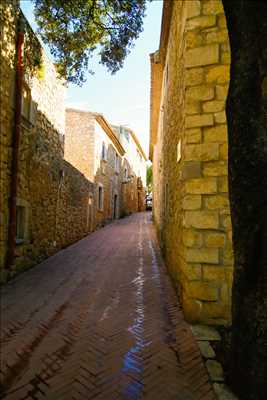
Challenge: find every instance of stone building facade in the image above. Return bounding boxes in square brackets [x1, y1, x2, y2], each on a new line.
[0, 2, 95, 280]
[65, 109, 126, 228]
[112, 125, 147, 215]
[150, 0, 233, 325]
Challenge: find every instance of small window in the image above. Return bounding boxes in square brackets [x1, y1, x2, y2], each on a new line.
[124, 168, 128, 181]
[16, 205, 26, 242]
[115, 153, 120, 173]
[101, 142, 107, 161]
[98, 185, 104, 210]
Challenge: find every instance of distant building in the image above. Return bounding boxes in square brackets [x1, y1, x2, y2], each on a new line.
[112, 125, 147, 215]
[65, 109, 126, 228]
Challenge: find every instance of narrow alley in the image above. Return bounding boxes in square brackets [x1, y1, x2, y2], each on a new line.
[1, 213, 215, 400]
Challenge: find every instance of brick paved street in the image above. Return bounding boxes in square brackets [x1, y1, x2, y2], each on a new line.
[1, 213, 215, 400]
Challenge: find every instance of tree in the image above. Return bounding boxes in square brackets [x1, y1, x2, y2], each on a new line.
[146, 164, 152, 193]
[33, 0, 147, 85]
[222, 1, 267, 399]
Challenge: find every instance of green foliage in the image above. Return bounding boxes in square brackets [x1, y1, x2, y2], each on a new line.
[33, 0, 147, 85]
[146, 164, 152, 193]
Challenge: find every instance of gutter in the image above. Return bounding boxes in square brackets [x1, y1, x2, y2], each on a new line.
[6, 17, 25, 269]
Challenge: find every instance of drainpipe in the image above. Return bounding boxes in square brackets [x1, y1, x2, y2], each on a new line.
[6, 17, 25, 269]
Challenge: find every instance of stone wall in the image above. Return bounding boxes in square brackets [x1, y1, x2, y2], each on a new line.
[151, 0, 233, 325]
[0, 2, 95, 280]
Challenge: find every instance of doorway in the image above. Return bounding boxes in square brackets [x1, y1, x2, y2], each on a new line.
[113, 194, 118, 219]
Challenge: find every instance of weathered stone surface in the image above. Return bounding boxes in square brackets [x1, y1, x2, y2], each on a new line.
[203, 100, 225, 113]
[183, 194, 202, 210]
[185, 68, 204, 87]
[183, 229, 203, 247]
[185, 128, 202, 144]
[205, 232, 225, 247]
[205, 195, 229, 210]
[218, 177, 228, 193]
[191, 325, 221, 341]
[186, 248, 219, 264]
[186, 0, 201, 19]
[185, 113, 214, 128]
[219, 143, 228, 160]
[185, 178, 217, 194]
[206, 360, 224, 382]
[186, 45, 220, 68]
[202, 0, 224, 15]
[206, 65, 230, 84]
[185, 143, 219, 161]
[203, 265, 226, 281]
[204, 125, 227, 143]
[181, 161, 202, 180]
[215, 111, 227, 123]
[184, 210, 219, 229]
[205, 29, 229, 44]
[187, 16, 216, 31]
[187, 85, 214, 101]
[186, 30, 204, 49]
[186, 100, 201, 115]
[198, 341, 216, 359]
[216, 85, 229, 100]
[186, 282, 219, 300]
[203, 161, 227, 176]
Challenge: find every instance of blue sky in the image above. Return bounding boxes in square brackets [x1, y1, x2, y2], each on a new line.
[20, 0, 163, 156]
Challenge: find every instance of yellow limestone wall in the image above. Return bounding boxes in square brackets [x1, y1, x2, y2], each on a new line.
[152, 0, 233, 325]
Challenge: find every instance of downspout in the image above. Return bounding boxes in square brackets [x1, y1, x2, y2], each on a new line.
[6, 17, 25, 269]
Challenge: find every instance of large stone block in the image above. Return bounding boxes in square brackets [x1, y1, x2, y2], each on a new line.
[202, 100, 225, 113]
[216, 84, 229, 100]
[186, 114, 214, 128]
[206, 65, 230, 84]
[205, 232, 226, 247]
[184, 210, 219, 229]
[184, 143, 219, 161]
[185, 128, 202, 144]
[203, 161, 227, 176]
[186, 100, 201, 115]
[186, 0, 201, 19]
[185, 68, 204, 87]
[204, 125, 227, 143]
[185, 177, 217, 194]
[186, 31, 203, 49]
[205, 29, 229, 44]
[187, 16, 216, 31]
[185, 280, 219, 300]
[219, 143, 228, 160]
[186, 85, 214, 101]
[202, 0, 224, 15]
[186, 44, 220, 68]
[218, 176, 228, 193]
[183, 229, 203, 247]
[203, 265, 226, 281]
[214, 110, 226, 124]
[205, 195, 229, 210]
[181, 161, 202, 180]
[183, 194, 202, 210]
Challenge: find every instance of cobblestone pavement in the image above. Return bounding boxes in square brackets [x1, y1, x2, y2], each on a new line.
[1, 213, 215, 400]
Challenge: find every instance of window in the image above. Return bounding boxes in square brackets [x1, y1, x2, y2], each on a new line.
[16, 205, 26, 242]
[98, 185, 104, 211]
[124, 168, 128, 181]
[115, 153, 120, 173]
[101, 142, 107, 161]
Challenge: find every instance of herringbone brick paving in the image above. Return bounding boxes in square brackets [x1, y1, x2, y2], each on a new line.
[0, 213, 216, 399]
